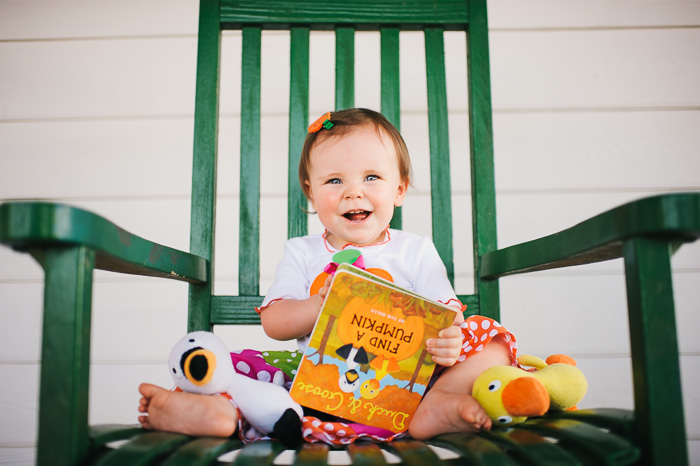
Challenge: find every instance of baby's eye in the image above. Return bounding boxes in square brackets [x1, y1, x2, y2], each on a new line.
[365, 174, 379, 181]
[326, 178, 342, 185]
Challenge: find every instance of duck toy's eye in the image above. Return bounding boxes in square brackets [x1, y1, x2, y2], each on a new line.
[498, 416, 513, 424]
[488, 380, 502, 392]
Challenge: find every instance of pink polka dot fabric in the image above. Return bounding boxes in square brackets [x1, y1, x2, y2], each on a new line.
[230, 349, 292, 388]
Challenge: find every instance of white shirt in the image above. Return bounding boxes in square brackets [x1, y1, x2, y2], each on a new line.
[261, 229, 459, 350]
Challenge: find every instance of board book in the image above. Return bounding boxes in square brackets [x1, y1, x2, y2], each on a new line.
[289, 263, 456, 433]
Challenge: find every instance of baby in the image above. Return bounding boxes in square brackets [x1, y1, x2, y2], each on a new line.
[138, 108, 517, 441]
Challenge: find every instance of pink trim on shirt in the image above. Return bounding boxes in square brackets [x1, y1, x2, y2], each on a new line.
[255, 298, 285, 314]
[322, 228, 392, 252]
[438, 298, 467, 313]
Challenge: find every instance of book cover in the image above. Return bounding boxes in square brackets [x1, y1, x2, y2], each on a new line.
[289, 263, 456, 433]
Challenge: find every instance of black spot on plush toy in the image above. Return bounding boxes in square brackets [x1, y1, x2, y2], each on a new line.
[169, 331, 303, 447]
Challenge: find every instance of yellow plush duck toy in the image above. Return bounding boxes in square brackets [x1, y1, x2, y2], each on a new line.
[472, 354, 588, 426]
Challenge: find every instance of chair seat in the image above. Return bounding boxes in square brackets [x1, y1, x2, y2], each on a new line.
[87, 409, 639, 465]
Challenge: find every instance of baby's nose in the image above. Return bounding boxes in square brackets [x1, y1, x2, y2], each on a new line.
[344, 188, 363, 199]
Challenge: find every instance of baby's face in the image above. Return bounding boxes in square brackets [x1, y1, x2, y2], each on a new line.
[306, 125, 407, 250]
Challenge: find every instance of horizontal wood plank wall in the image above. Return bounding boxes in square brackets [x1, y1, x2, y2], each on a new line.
[1, 1, 699, 464]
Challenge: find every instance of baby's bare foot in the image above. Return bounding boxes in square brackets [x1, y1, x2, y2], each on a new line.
[455, 393, 492, 432]
[137, 383, 237, 437]
[409, 390, 491, 440]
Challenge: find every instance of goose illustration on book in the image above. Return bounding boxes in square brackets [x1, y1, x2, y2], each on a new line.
[335, 344, 369, 393]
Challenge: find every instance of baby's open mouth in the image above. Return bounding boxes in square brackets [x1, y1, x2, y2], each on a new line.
[343, 210, 371, 222]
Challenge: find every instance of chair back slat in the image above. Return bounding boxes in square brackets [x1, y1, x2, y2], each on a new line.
[425, 27, 454, 285]
[220, 0, 469, 28]
[466, 3, 499, 319]
[335, 28, 355, 110]
[188, 0, 221, 330]
[239, 27, 262, 296]
[288, 28, 311, 239]
[190, 0, 220, 265]
[380, 27, 403, 231]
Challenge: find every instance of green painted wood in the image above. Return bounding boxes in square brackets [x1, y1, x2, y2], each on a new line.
[90, 425, 144, 449]
[219, 0, 469, 30]
[468, 0, 500, 321]
[380, 28, 400, 134]
[347, 442, 389, 466]
[189, 0, 221, 331]
[34, 247, 94, 466]
[386, 439, 444, 466]
[623, 237, 688, 465]
[230, 440, 284, 465]
[424, 27, 454, 286]
[430, 433, 519, 466]
[335, 27, 355, 110]
[211, 295, 264, 324]
[0, 202, 207, 283]
[239, 26, 262, 297]
[520, 418, 640, 465]
[381, 27, 402, 231]
[480, 194, 700, 280]
[457, 294, 480, 317]
[94, 432, 190, 466]
[483, 428, 581, 465]
[161, 437, 243, 466]
[294, 443, 330, 466]
[546, 409, 635, 439]
[289, 27, 310, 239]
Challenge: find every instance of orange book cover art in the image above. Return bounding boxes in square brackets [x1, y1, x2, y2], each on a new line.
[290, 264, 455, 434]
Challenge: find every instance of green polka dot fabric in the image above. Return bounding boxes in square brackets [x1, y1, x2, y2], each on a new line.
[261, 350, 303, 380]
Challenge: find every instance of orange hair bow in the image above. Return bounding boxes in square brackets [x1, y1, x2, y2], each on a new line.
[308, 112, 334, 133]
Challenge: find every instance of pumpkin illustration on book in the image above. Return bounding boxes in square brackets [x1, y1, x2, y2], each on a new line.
[336, 293, 425, 365]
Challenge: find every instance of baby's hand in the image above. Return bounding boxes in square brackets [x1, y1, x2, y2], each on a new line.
[315, 274, 333, 313]
[426, 325, 463, 367]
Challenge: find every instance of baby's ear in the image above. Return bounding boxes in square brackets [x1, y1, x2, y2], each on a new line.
[394, 181, 408, 207]
[305, 181, 315, 206]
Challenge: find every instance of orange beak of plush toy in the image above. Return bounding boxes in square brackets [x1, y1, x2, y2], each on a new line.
[502, 377, 550, 417]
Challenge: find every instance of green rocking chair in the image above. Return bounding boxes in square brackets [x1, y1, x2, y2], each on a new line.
[1, 0, 698, 465]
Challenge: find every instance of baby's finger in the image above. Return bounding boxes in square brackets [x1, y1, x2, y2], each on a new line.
[427, 337, 461, 351]
[429, 353, 458, 367]
[428, 344, 461, 357]
[426, 344, 461, 364]
[438, 326, 463, 339]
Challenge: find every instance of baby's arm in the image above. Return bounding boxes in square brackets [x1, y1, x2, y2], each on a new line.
[260, 276, 331, 341]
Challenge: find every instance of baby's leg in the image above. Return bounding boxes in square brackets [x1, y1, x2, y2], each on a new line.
[138, 383, 238, 437]
[408, 335, 511, 440]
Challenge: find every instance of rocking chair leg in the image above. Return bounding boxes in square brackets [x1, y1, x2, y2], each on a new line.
[623, 237, 688, 465]
[34, 247, 95, 466]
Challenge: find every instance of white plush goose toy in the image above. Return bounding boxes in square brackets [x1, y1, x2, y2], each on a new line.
[169, 331, 303, 447]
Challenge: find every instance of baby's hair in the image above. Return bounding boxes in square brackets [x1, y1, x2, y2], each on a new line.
[298, 108, 412, 201]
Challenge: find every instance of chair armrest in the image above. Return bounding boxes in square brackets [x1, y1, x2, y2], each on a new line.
[480, 193, 700, 279]
[0, 201, 207, 284]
